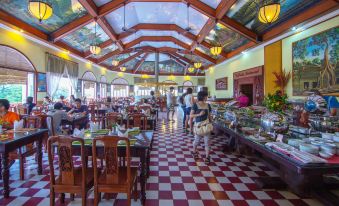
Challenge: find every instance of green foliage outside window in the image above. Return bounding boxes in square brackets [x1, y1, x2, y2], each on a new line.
[0, 84, 23, 103]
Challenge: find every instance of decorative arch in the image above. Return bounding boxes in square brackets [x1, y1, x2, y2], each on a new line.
[0, 44, 36, 72]
[82, 71, 97, 82]
[100, 75, 107, 83]
[183, 80, 193, 86]
[112, 78, 129, 85]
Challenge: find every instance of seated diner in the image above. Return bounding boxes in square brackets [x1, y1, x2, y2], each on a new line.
[0, 1, 338, 205]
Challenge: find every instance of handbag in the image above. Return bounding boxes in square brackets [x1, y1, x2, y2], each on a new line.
[193, 103, 213, 136]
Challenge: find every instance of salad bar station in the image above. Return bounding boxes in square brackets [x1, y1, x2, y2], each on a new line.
[211, 102, 339, 204]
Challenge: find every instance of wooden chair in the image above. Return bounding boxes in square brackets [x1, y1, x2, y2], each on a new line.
[105, 112, 123, 129]
[127, 105, 139, 114]
[92, 136, 138, 206]
[127, 113, 147, 130]
[47, 136, 94, 206]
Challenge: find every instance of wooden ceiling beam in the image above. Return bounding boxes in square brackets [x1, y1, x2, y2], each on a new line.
[111, 51, 144, 69]
[184, 0, 215, 19]
[97, 46, 154, 63]
[215, 0, 237, 20]
[134, 53, 149, 73]
[218, 17, 259, 42]
[51, 14, 94, 42]
[78, 0, 124, 51]
[167, 53, 188, 67]
[0, 9, 48, 40]
[84, 39, 114, 58]
[193, 49, 216, 64]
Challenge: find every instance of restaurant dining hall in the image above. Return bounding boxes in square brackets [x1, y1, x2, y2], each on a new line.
[0, 0, 338, 206]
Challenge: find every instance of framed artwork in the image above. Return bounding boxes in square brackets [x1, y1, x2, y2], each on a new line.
[215, 77, 228, 90]
[292, 27, 339, 96]
[37, 73, 47, 92]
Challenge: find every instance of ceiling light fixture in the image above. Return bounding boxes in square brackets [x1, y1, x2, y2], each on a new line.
[89, 22, 101, 55]
[28, 0, 53, 23]
[194, 62, 202, 69]
[188, 67, 194, 73]
[120, 66, 127, 72]
[258, 0, 280, 24]
[210, 46, 222, 56]
[112, 60, 119, 66]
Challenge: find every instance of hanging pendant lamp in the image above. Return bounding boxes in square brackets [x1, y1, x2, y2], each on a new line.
[28, 0, 53, 23]
[258, 0, 280, 24]
[194, 62, 202, 69]
[90, 22, 101, 55]
[188, 67, 194, 73]
[112, 60, 119, 66]
[120, 66, 127, 72]
[210, 46, 222, 56]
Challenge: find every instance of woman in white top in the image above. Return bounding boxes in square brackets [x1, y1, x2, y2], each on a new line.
[184, 87, 194, 133]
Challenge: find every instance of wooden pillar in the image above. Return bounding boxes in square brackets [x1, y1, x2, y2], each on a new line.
[264, 40, 282, 95]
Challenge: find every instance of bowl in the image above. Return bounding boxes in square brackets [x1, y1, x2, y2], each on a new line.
[333, 135, 339, 143]
[319, 151, 334, 159]
[320, 143, 336, 155]
[288, 139, 303, 148]
[322, 133, 334, 140]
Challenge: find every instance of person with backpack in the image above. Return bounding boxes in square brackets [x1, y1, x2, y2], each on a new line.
[184, 87, 194, 133]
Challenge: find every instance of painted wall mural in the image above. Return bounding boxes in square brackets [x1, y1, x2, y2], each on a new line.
[226, 0, 319, 34]
[139, 61, 155, 73]
[205, 23, 250, 53]
[62, 22, 109, 52]
[292, 27, 339, 95]
[0, 0, 87, 34]
[159, 60, 184, 74]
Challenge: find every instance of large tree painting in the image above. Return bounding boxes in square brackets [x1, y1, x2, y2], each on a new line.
[292, 27, 339, 95]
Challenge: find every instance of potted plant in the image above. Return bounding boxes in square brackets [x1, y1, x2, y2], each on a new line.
[272, 69, 291, 95]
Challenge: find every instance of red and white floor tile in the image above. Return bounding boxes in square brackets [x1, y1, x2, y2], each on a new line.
[0, 115, 325, 205]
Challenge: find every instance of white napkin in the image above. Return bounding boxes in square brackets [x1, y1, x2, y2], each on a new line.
[90, 122, 99, 132]
[118, 130, 128, 137]
[73, 128, 85, 138]
[118, 124, 126, 130]
[13, 120, 24, 131]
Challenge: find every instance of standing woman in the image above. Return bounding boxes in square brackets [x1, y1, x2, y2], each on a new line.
[190, 91, 212, 164]
[184, 87, 194, 133]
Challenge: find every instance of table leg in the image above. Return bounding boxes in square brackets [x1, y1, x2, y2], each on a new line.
[37, 138, 43, 175]
[139, 150, 146, 205]
[2, 153, 9, 198]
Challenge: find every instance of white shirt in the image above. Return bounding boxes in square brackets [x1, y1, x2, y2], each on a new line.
[185, 94, 193, 108]
[166, 91, 174, 105]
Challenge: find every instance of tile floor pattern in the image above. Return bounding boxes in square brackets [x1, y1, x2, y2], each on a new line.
[0, 116, 325, 206]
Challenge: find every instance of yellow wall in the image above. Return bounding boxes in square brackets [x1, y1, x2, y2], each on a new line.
[264, 40, 282, 95]
[283, 16, 339, 99]
[205, 48, 264, 98]
[0, 27, 203, 100]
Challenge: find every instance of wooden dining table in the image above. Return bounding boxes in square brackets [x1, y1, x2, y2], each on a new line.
[70, 130, 153, 205]
[0, 129, 48, 198]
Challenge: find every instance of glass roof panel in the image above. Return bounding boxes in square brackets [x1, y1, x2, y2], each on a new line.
[179, 53, 210, 66]
[0, 0, 87, 34]
[145, 53, 171, 62]
[105, 2, 208, 35]
[205, 23, 250, 53]
[139, 61, 155, 73]
[159, 60, 184, 74]
[62, 22, 110, 52]
[226, 0, 320, 34]
[134, 41, 183, 49]
[124, 58, 139, 70]
[93, 0, 111, 7]
[102, 53, 134, 66]
[121, 30, 193, 45]
[199, 0, 221, 9]
[89, 44, 118, 59]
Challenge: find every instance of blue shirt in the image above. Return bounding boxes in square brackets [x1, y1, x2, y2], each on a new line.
[192, 103, 211, 123]
[324, 96, 339, 110]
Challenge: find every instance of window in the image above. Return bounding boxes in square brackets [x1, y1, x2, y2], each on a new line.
[100, 76, 107, 98]
[52, 75, 73, 100]
[82, 71, 97, 99]
[111, 78, 129, 98]
[159, 81, 177, 96]
[135, 86, 155, 97]
[0, 45, 36, 103]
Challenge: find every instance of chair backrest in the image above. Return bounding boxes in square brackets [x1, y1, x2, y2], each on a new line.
[89, 104, 99, 120]
[127, 106, 139, 114]
[47, 136, 86, 187]
[139, 106, 152, 114]
[105, 112, 123, 129]
[23, 116, 42, 129]
[92, 136, 131, 185]
[38, 114, 55, 136]
[17, 106, 27, 115]
[127, 113, 147, 130]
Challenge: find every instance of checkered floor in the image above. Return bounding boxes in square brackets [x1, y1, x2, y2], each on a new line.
[0, 114, 326, 206]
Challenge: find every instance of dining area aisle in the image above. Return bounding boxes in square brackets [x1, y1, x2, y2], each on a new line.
[0, 113, 324, 206]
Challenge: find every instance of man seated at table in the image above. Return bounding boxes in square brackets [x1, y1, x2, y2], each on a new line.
[0, 99, 20, 129]
[47, 102, 71, 135]
[24, 96, 36, 115]
[68, 98, 88, 116]
[58, 96, 67, 107]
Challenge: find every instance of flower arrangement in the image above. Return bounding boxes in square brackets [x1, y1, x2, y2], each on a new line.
[263, 92, 290, 113]
[273, 69, 291, 94]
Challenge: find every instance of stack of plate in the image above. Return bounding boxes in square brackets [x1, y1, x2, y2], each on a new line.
[321, 133, 334, 140]
[288, 139, 304, 148]
[299, 143, 319, 155]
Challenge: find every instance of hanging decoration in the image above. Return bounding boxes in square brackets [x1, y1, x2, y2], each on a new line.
[188, 67, 195, 73]
[89, 22, 101, 55]
[194, 62, 202, 69]
[258, 0, 280, 24]
[28, 0, 53, 23]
